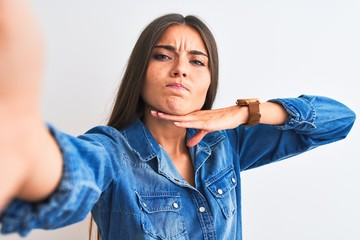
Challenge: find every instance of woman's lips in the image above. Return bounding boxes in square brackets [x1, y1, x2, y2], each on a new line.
[166, 83, 189, 91]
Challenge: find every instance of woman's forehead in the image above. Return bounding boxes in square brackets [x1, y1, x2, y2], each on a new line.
[155, 24, 207, 53]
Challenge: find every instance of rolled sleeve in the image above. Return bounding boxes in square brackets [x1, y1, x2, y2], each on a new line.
[269, 94, 356, 144]
[268, 95, 317, 130]
[235, 94, 355, 171]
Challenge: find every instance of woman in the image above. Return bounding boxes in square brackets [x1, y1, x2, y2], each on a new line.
[0, 1, 356, 239]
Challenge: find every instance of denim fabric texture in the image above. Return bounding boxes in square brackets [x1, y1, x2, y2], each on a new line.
[0, 95, 356, 239]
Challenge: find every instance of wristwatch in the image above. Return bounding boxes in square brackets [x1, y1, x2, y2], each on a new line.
[236, 98, 261, 126]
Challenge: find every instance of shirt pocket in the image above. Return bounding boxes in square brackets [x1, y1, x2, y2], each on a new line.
[205, 166, 238, 219]
[135, 191, 188, 240]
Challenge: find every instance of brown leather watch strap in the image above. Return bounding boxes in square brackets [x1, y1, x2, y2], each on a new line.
[236, 99, 261, 126]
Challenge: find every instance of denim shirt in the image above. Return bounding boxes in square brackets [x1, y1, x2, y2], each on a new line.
[0, 95, 356, 239]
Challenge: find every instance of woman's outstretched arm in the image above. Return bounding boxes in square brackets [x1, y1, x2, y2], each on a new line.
[0, 0, 62, 210]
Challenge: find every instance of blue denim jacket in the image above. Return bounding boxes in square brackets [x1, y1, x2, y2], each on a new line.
[0, 95, 356, 239]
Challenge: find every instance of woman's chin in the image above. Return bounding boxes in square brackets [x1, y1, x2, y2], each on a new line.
[149, 103, 201, 116]
[164, 107, 195, 116]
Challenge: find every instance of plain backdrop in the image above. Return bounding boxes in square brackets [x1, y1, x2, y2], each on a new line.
[2, 0, 359, 239]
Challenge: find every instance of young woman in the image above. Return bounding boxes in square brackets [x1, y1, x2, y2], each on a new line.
[0, 1, 356, 239]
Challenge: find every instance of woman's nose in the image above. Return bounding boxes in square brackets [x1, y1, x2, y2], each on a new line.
[171, 58, 188, 78]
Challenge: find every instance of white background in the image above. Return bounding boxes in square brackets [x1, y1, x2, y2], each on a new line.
[3, 0, 359, 239]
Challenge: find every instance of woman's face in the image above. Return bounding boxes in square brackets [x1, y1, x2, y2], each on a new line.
[142, 24, 211, 116]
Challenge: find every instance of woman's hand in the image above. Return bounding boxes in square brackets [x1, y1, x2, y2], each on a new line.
[0, 0, 62, 211]
[151, 101, 288, 147]
[151, 105, 248, 147]
[0, 0, 44, 103]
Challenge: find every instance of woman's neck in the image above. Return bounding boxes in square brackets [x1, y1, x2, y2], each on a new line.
[143, 109, 187, 155]
[143, 109, 195, 187]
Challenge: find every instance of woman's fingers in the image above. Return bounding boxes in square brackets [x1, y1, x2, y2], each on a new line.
[151, 106, 245, 146]
[151, 110, 194, 122]
[151, 110, 210, 146]
[152, 106, 241, 131]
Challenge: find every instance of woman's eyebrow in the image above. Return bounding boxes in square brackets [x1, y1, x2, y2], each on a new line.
[154, 45, 208, 58]
[154, 45, 176, 51]
[189, 50, 208, 58]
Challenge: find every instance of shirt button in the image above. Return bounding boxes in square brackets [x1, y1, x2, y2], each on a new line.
[217, 189, 223, 195]
[173, 202, 179, 209]
[199, 206, 206, 213]
[231, 177, 236, 183]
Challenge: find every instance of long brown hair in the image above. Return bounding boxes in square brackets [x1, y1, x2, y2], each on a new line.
[90, 13, 219, 240]
[107, 13, 219, 129]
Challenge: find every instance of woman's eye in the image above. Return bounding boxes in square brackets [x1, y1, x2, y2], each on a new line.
[191, 59, 206, 66]
[153, 54, 171, 61]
